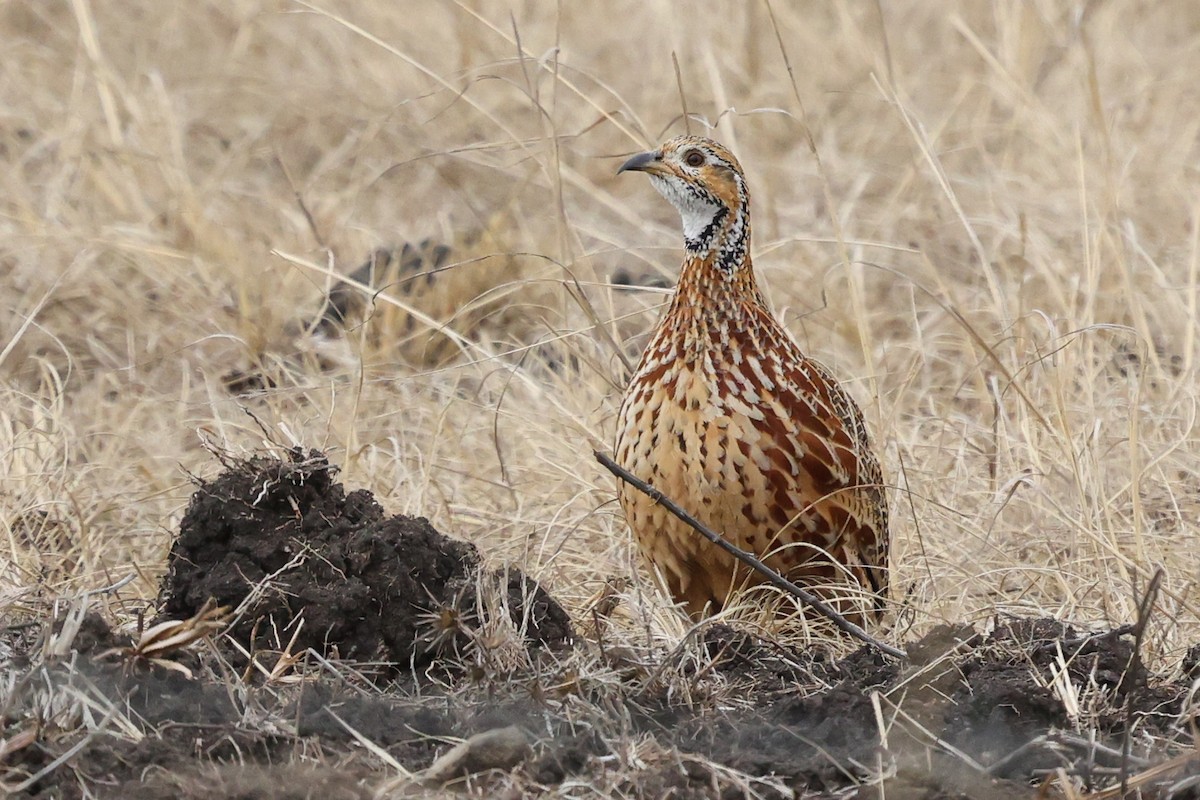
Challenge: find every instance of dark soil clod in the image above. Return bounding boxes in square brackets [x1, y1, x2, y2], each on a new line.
[158, 448, 571, 668]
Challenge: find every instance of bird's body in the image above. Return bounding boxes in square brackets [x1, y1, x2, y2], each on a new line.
[614, 135, 888, 621]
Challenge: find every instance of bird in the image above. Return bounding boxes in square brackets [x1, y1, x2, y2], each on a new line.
[613, 135, 888, 623]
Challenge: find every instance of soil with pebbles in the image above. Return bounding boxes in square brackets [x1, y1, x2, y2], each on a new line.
[3, 449, 1197, 799]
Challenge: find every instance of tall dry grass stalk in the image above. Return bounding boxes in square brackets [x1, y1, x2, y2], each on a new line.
[1, 1, 1197, 665]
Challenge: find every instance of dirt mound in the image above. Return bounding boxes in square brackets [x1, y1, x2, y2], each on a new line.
[158, 448, 571, 668]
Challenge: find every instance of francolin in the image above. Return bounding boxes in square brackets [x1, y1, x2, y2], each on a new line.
[614, 135, 888, 622]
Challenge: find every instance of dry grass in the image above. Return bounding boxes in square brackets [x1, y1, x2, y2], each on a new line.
[2, 0, 1199, 678]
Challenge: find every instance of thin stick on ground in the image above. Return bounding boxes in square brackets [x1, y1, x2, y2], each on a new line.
[594, 450, 906, 660]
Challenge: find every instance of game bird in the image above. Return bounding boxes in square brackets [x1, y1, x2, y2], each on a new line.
[614, 135, 888, 622]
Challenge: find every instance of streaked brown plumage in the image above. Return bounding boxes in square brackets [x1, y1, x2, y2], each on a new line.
[614, 135, 888, 621]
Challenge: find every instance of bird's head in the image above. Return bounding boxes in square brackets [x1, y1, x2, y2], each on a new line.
[618, 135, 749, 255]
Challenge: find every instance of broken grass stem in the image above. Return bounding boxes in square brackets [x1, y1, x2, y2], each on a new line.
[594, 450, 906, 660]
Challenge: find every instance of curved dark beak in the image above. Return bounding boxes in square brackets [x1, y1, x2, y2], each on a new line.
[617, 149, 664, 175]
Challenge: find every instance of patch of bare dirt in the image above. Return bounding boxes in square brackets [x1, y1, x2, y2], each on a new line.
[3, 451, 1198, 799]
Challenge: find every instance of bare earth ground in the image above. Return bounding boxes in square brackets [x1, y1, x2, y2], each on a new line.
[3, 1, 1200, 797]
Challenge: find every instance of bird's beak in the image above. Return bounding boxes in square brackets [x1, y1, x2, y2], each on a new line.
[617, 149, 666, 176]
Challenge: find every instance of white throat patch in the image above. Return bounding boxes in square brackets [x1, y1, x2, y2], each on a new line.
[650, 175, 721, 245]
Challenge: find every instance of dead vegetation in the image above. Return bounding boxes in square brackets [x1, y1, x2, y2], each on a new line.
[3, 1, 1200, 797]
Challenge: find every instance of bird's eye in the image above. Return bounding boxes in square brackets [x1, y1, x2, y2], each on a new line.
[684, 150, 705, 168]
